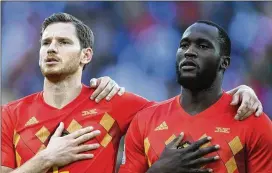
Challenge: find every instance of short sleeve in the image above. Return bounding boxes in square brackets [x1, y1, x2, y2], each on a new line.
[119, 113, 149, 173]
[246, 113, 272, 173]
[1, 105, 16, 168]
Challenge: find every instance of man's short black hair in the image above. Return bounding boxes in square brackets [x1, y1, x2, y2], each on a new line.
[196, 20, 231, 57]
[41, 13, 94, 70]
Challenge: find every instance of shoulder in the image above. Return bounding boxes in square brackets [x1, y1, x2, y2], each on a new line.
[221, 93, 271, 126]
[2, 92, 42, 112]
[135, 96, 178, 122]
[110, 91, 151, 107]
[230, 112, 272, 145]
[129, 96, 178, 136]
[244, 112, 272, 130]
[138, 95, 178, 113]
[244, 113, 272, 159]
[1, 92, 42, 126]
[117, 92, 149, 102]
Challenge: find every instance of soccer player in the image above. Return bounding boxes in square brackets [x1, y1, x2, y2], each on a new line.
[1, 12, 263, 173]
[1, 13, 152, 173]
[119, 21, 272, 173]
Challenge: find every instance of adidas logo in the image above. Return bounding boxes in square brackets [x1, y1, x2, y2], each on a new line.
[154, 121, 168, 131]
[25, 117, 39, 127]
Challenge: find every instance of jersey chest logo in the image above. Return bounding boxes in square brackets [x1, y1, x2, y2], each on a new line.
[215, 127, 230, 133]
[154, 121, 168, 131]
[25, 116, 39, 127]
[82, 109, 98, 116]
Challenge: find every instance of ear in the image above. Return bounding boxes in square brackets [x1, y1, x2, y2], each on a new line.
[220, 56, 230, 71]
[80, 48, 93, 65]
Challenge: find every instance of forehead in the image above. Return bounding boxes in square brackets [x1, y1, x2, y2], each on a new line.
[42, 22, 78, 40]
[182, 23, 219, 43]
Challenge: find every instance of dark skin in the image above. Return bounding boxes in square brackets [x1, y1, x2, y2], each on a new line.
[177, 23, 229, 115]
[147, 133, 219, 173]
[147, 23, 230, 173]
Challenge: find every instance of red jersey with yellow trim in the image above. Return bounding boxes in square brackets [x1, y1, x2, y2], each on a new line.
[119, 92, 272, 173]
[2, 85, 154, 173]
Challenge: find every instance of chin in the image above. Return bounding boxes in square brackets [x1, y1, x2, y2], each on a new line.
[43, 72, 62, 79]
[177, 74, 217, 91]
[41, 67, 62, 78]
[180, 73, 198, 78]
[178, 76, 200, 89]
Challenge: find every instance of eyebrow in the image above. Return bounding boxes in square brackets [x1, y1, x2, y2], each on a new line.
[196, 38, 213, 44]
[180, 38, 189, 43]
[41, 37, 73, 43]
[180, 37, 214, 46]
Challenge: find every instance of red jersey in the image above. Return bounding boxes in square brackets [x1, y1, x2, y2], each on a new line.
[119, 92, 272, 173]
[2, 85, 154, 173]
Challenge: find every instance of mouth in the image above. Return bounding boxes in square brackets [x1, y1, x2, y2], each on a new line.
[45, 58, 59, 64]
[180, 60, 197, 71]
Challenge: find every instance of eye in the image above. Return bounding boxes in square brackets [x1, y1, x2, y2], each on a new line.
[180, 43, 189, 49]
[42, 41, 50, 46]
[199, 45, 208, 49]
[59, 40, 69, 45]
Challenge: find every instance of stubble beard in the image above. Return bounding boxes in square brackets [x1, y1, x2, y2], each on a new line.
[175, 61, 219, 91]
[40, 56, 81, 83]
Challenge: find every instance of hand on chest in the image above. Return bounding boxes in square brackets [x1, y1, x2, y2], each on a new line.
[15, 106, 121, 159]
[145, 120, 246, 169]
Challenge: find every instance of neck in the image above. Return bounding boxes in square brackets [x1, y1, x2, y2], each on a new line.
[43, 70, 83, 109]
[180, 76, 223, 115]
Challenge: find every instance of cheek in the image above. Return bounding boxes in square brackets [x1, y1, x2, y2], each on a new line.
[176, 49, 184, 64]
[201, 57, 220, 71]
[63, 49, 81, 63]
[39, 49, 46, 64]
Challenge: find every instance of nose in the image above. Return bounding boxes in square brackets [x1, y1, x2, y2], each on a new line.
[184, 46, 197, 58]
[47, 41, 58, 54]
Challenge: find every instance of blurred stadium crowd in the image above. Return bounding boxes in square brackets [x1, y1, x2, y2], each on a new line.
[2, 1, 272, 119]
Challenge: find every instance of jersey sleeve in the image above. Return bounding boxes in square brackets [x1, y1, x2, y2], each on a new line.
[118, 113, 149, 173]
[1, 105, 16, 168]
[246, 113, 272, 173]
[112, 92, 155, 135]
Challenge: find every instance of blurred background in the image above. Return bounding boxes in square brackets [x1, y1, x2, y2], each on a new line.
[2, 1, 272, 171]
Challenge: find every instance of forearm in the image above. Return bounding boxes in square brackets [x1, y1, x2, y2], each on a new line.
[10, 151, 53, 173]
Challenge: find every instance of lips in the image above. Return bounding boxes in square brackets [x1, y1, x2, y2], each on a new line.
[181, 60, 197, 67]
[180, 60, 197, 70]
[45, 58, 59, 62]
[44, 56, 60, 64]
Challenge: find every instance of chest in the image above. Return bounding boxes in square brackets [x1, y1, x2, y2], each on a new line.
[13, 103, 122, 166]
[144, 118, 247, 173]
